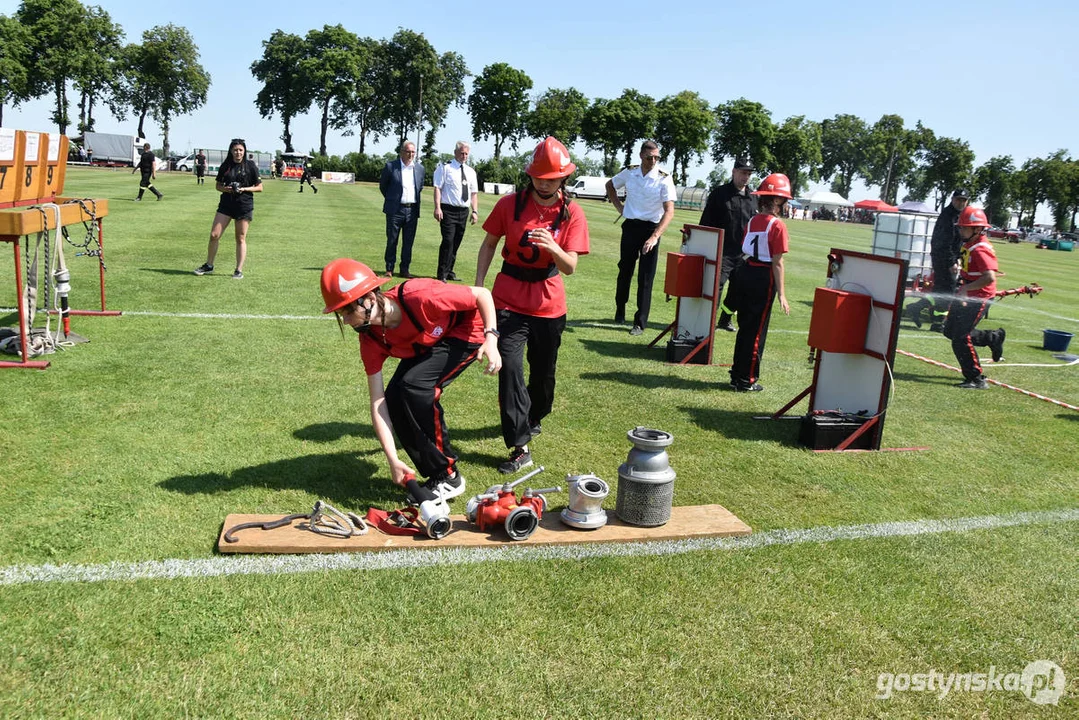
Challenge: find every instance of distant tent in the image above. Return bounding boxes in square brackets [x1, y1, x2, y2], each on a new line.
[854, 199, 898, 212]
[804, 190, 853, 208]
[897, 200, 936, 214]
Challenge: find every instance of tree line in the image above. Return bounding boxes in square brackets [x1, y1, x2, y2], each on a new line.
[0, 0, 209, 160]
[1, 2, 1075, 229]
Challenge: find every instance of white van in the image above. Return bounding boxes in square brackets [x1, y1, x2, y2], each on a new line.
[566, 176, 625, 201]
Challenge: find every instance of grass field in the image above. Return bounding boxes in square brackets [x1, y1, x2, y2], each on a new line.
[1, 167, 1077, 718]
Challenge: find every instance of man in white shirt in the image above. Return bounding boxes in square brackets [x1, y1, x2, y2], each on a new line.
[606, 140, 676, 335]
[379, 140, 425, 277]
[433, 141, 479, 281]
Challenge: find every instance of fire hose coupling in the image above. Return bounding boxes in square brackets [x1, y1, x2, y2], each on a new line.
[417, 496, 452, 540]
[466, 466, 562, 541]
[560, 474, 610, 529]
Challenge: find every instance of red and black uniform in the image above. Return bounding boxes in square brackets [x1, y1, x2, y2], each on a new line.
[482, 191, 590, 449]
[943, 236, 999, 382]
[731, 214, 788, 385]
[359, 279, 484, 480]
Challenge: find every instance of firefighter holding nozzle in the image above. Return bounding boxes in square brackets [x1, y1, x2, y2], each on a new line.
[943, 206, 1006, 390]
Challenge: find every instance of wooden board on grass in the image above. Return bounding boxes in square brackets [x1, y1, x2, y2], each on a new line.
[218, 504, 751, 554]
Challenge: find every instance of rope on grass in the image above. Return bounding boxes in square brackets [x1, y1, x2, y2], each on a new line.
[897, 349, 1079, 412]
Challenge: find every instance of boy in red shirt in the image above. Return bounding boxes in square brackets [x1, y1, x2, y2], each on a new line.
[943, 207, 1006, 389]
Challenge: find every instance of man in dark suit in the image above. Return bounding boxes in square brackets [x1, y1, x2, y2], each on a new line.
[379, 140, 425, 277]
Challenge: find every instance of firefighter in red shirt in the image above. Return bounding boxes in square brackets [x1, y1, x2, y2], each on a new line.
[320, 258, 501, 502]
[476, 137, 591, 473]
[729, 173, 792, 392]
[943, 207, 1006, 389]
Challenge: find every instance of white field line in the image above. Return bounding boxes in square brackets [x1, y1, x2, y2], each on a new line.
[0, 308, 330, 321]
[2, 508, 1076, 587]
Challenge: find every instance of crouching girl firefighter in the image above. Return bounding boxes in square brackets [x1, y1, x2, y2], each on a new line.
[320, 258, 502, 503]
[943, 206, 1006, 390]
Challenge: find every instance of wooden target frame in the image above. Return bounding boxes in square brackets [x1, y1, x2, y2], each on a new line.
[647, 224, 724, 364]
[769, 248, 908, 451]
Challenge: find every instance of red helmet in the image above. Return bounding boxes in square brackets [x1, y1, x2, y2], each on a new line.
[526, 137, 576, 179]
[752, 173, 792, 199]
[957, 206, 990, 228]
[320, 258, 388, 314]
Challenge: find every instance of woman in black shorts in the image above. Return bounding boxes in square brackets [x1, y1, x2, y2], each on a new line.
[194, 138, 263, 279]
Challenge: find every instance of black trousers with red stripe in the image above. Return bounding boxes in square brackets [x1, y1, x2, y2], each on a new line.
[496, 308, 566, 448]
[943, 298, 991, 381]
[385, 338, 479, 480]
[730, 261, 775, 384]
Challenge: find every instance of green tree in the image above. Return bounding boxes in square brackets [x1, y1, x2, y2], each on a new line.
[770, 115, 821, 196]
[712, 98, 775, 171]
[608, 89, 656, 167]
[302, 25, 363, 157]
[0, 14, 31, 127]
[862, 114, 918, 205]
[468, 62, 532, 160]
[250, 30, 310, 153]
[15, 0, 96, 134]
[973, 155, 1016, 228]
[330, 37, 385, 154]
[1012, 158, 1049, 228]
[526, 87, 588, 145]
[138, 24, 210, 157]
[913, 134, 975, 210]
[378, 29, 438, 144]
[819, 113, 869, 199]
[653, 90, 714, 186]
[421, 50, 469, 148]
[1041, 151, 1078, 231]
[580, 98, 620, 175]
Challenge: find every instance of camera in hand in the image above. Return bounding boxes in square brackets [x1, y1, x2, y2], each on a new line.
[230, 181, 242, 194]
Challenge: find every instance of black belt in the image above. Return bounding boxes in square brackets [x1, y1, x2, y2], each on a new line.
[500, 262, 558, 282]
[400, 203, 415, 207]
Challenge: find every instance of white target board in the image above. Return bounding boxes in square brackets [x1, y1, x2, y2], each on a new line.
[672, 225, 722, 341]
[813, 250, 905, 418]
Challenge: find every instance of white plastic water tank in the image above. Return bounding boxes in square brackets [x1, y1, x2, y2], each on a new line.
[872, 212, 936, 282]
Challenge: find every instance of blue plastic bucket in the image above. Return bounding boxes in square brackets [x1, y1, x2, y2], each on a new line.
[1043, 330, 1074, 352]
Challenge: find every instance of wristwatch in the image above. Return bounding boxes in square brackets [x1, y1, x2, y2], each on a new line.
[484, 328, 500, 338]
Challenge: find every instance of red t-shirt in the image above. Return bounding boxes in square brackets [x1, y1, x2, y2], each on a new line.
[960, 238, 998, 299]
[741, 214, 789, 264]
[481, 192, 590, 317]
[359, 278, 483, 375]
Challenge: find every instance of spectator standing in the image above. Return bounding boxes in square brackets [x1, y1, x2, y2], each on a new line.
[195, 150, 207, 185]
[379, 140, 424, 278]
[699, 157, 758, 332]
[86, 146, 93, 165]
[194, 138, 262, 280]
[476, 137, 590, 474]
[132, 143, 163, 201]
[433, 141, 479, 281]
[606, 140, 676, 336]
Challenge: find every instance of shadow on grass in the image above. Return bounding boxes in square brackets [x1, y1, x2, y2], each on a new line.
[140, 268, 202, 276]
[159, 450, 385, 506]
[581, 370, 716, 392]
[576, 338, 674, 361]
[682, 405, 800, 444]
[291, 421, 508, 475]
[891, 371, 958, 386]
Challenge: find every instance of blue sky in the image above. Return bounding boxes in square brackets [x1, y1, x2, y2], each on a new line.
[2, 0, 1076, 206]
